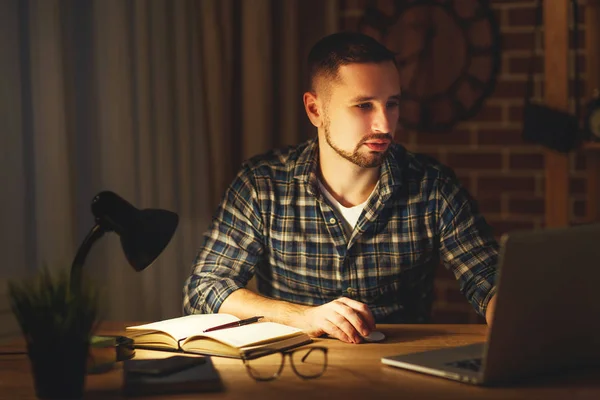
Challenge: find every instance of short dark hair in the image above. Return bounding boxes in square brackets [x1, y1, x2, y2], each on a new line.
[307, 32, 397, 92]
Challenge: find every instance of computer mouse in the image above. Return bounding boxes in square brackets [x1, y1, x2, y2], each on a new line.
[362, 330, 385, 343]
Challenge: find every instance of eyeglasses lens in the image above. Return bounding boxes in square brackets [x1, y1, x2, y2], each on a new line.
[290, 347, 326, 378]
[245, 352, 284, 381]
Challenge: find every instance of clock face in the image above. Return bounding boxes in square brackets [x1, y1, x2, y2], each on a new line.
[358, 0, 501, 132]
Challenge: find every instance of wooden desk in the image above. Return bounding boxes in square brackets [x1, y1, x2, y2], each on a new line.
[1, 323, 599, 399]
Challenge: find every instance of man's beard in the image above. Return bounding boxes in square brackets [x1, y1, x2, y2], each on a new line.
[323, 117, 391, 168]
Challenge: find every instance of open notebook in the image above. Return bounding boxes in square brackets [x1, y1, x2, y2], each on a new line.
[126, 314, 312, 359]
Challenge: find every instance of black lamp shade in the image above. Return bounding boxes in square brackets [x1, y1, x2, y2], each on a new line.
[91, 191, 178, 271]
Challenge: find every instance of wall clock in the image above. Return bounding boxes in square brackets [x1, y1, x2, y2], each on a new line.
[358, 0, 502, 132]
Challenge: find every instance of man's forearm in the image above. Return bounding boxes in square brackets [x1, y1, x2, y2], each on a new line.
[219, 288, 377, 343]
[218, 288, 311, 329]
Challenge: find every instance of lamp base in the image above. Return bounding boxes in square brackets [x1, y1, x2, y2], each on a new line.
[88, 335, 135, 374]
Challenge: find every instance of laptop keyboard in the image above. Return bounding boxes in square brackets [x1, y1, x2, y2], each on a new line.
[445, 358, 483, 372]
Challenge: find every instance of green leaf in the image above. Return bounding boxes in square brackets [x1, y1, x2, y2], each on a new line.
[8, 267, 101, 345]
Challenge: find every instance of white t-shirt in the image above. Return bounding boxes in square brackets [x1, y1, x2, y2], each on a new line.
[318, 180, 373, 238]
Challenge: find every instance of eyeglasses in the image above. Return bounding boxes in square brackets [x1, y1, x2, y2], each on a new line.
[242, 346, 328, 381]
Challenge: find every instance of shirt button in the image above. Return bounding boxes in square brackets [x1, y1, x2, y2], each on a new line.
[329, 217, 336, 224]
[346, 287, 355, 296]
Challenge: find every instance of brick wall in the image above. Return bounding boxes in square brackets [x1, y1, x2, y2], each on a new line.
[339, 0, 588, 323]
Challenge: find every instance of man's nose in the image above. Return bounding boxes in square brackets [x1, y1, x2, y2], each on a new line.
[372, 109, 394, 133]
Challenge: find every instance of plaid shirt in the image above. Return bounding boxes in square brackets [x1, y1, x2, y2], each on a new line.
[183, 138, 498, 323]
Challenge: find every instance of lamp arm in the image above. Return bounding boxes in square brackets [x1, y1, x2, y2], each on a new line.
[70, 224, 106, 294]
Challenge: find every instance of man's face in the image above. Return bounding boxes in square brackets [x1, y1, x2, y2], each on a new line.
[319, 61, 401, 168]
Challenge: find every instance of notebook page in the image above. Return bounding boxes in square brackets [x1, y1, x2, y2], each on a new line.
[127, 314, 240, 341]
[199, 322, 304, 348]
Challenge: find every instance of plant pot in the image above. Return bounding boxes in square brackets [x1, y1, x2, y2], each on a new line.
[27, 339, 90, 400]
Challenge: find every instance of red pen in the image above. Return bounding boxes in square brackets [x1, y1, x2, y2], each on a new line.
[203, 316, 264, 333]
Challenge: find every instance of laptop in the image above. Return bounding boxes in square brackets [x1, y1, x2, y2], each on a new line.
[381, 223, 600, 385]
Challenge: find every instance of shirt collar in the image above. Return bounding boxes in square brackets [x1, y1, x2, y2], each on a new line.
[378, 143, 405, 197]
[293, 138, 319, 183]
[293, 138, 320, 197]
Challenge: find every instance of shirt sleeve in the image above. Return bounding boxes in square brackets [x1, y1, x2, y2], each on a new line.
[182, 164, 264, 315]
[436, 174, 499, 318]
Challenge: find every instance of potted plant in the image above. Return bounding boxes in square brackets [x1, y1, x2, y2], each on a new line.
[8, 268, 100, 400]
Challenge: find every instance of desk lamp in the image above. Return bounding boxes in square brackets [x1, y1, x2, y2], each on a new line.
[68, 190, 178, 369]
[70, 191, 178, 293]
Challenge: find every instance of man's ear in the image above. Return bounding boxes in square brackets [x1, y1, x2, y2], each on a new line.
[303, 92, 322, 128]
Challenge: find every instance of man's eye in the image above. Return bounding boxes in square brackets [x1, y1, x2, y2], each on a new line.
[387, 101, 400, 108]
[357, 103, 372, 110]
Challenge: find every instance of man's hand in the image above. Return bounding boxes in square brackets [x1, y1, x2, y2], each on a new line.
[300, 297, 376, 344]
[485, 295, 497, 326]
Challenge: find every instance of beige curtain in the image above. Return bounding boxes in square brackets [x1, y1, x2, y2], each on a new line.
[0, 0, 338, 325]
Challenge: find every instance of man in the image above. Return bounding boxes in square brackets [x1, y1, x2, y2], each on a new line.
[183, 32, 498, 344]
